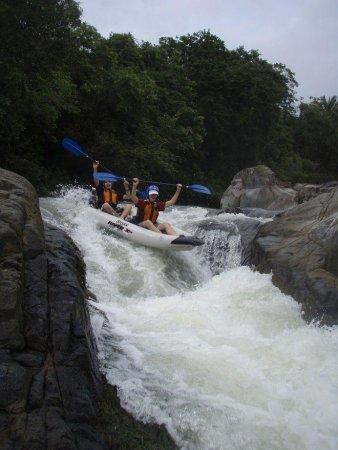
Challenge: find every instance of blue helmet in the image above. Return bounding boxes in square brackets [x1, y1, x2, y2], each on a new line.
[147, 185, 159, 196]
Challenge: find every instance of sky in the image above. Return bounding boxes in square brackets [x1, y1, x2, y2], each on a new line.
[79, 0, 338, 100]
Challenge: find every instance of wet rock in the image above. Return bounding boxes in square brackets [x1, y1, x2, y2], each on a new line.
[197, 216, 261, 269]
[0, 168, 105, 448]
[0, 168, 176, 449]
[221, 165, 297, 210]
[252, 188, 338, 325]
[0, 361, 31, 413]
[196, 219, 240, 274]
[232, 217, 261, 265]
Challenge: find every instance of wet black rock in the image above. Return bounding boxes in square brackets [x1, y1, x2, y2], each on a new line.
[0, 168, 105, 448]
[0, 168, 176, 449]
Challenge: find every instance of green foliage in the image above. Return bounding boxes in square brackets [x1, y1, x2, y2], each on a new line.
[0, 3, 336, 198]
[295, 96, 338, 179]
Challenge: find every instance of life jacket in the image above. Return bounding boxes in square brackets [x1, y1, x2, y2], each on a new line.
[101, 188, 118, 207]
[137, 200, 159, 224]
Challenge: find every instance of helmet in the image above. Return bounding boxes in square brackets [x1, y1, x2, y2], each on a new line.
[147, 185, 159, 196]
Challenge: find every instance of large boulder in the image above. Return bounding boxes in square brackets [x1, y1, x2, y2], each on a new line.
[0, 168, 175, 449]
[252, 188, 338, 325]
[221, 165, 297, 210]
[0, 168, 106, 448]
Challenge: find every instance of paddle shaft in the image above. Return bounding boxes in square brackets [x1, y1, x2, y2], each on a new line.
[62, 138, 210, 192]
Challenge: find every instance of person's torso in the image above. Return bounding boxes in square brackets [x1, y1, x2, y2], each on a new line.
[137, 200, 160, 223]
[97, 184, 119, 207]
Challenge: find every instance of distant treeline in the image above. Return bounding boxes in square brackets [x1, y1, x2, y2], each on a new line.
[1, 0, 337, 196]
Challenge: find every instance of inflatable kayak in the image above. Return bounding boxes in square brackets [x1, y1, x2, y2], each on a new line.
[91, 209, 204, 251]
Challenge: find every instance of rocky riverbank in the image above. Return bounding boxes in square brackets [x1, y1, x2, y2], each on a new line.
[220, 165, 338, 325]
[0, 168, 175, 449]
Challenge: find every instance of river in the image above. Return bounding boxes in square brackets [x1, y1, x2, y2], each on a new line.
[40, 187, 338, 450]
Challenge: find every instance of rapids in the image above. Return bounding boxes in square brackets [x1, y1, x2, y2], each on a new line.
[40, 187, 338, 450]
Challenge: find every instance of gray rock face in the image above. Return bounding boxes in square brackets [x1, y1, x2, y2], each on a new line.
[221, 165, 297, 210]
[0, 170, 47, 352]
[0, 168, 106, 448]
[252, 188, 338, 325]
[294, 182, 338, 203]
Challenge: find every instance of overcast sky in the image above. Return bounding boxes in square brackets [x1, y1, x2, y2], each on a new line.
[79, 0, 338, 100]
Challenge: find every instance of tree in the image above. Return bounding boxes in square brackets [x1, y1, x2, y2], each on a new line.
[295, 96, 338, 178]
[0, 0, 82, 190]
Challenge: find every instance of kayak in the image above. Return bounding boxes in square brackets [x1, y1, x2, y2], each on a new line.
[91, 209, 204, 251]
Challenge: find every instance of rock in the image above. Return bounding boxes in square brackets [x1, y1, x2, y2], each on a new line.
[252, 188, 338, 325]
[0, 361, 32, 413]
[220, 165, 297, 210]
[196, 219, 240, 274]
[232, 217, 262, 265]
[293, 183, 322, 203]
[0, 165, 107, 448]
[0, 168, 176, 449]
[294, 182, 338, 203]
[197, 215, 261, 269]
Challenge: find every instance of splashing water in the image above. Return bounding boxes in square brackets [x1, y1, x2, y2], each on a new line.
[40, 187, 338, 450]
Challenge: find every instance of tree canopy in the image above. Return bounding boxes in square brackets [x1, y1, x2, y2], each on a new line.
[0, 0, 337, 198]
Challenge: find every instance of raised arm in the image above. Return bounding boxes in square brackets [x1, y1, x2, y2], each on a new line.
[122, 178, 131, 200]
[93, 161, 99, 187]
[165, 184, 182, 207]
[130, 178, 140, 205]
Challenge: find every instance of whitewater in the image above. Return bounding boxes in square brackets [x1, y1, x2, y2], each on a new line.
[40, 187, 338, 450]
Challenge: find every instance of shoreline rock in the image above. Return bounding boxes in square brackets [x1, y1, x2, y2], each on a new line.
[0, 168, 175, 449]
[251, 188, 338, 325]
[220, 165, 297, 210]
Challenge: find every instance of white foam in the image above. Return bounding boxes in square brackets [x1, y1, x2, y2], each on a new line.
[41, 188, 338, 450]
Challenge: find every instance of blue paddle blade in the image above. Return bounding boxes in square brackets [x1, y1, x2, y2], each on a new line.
[62, 137, 88, 157]
[94, 172, 123, 182]
[186, 184, 212, 195]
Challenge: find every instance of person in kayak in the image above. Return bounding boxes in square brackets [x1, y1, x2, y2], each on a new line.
[93, 161, 132, 219]
[130, 178, 182, 235]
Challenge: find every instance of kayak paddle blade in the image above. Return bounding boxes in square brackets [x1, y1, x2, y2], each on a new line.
[94, 172, 123, 182]
[186, 184, 212, 195]
[62, 137, 88, 158]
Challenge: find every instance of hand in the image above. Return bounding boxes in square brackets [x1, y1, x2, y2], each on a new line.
[176, 183, 182, 190]
[132, 177, 140, 186]
[93, 160, 99, 170]
[123, 178, 130, 188]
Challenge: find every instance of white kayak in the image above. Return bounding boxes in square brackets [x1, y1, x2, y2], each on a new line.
[90, 209, 204, 251]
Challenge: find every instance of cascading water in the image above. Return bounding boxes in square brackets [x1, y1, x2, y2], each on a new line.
[40, 187, 338, 450]
[195, 219, 241, 274]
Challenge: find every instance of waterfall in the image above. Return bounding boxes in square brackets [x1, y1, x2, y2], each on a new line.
[195, 218, 242, 274]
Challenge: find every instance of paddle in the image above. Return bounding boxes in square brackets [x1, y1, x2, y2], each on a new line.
[61, 137, 212, 195]
[62, 137, 90, 158]
[95, 174, 212, 194]
[94, 172, 123, 182]
[62, 137, 114, 175]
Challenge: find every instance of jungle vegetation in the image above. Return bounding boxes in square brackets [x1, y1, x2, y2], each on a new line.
[1, 0, 337, 197]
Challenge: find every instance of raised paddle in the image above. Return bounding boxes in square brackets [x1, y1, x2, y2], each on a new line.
[61, 137, 212, 195]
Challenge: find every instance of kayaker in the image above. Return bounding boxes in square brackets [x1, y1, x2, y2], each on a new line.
[130, 178, 182, 235]
[93, 161, 132, 219]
